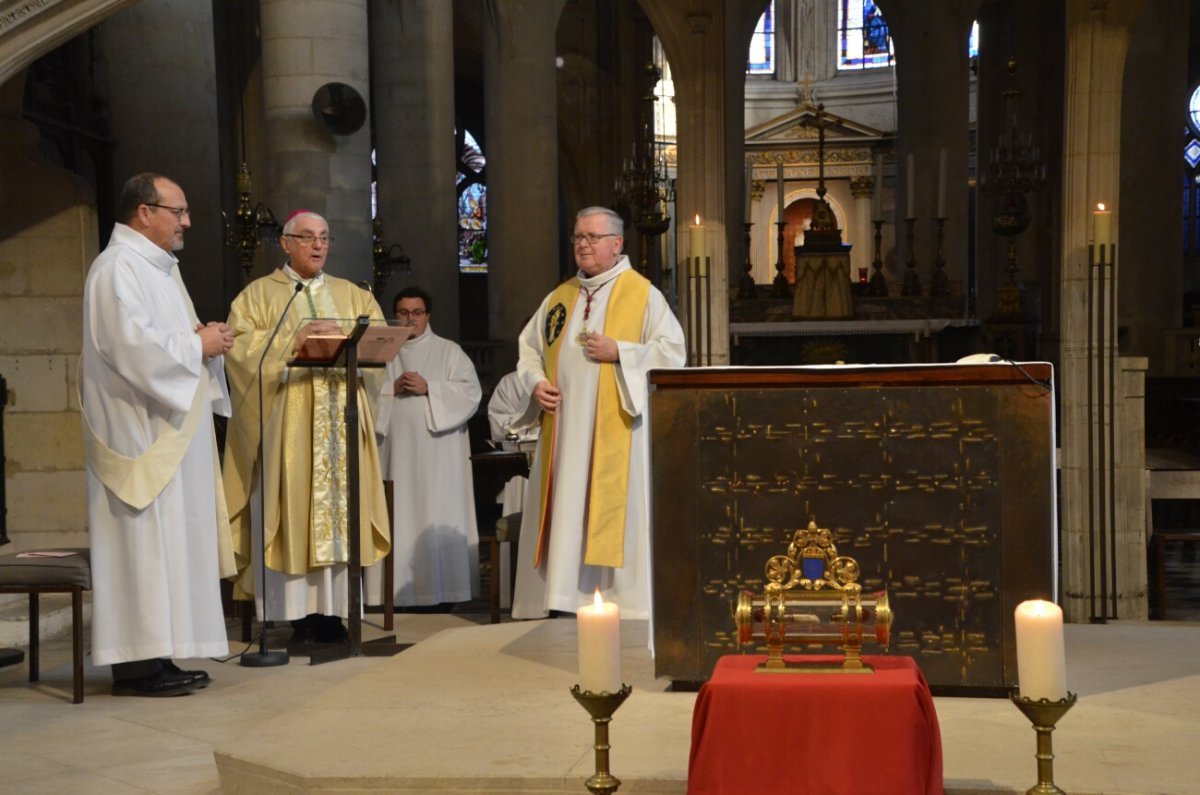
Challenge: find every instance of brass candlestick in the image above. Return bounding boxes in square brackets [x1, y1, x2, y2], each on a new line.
[901, 217, 921, 296]
[738, 221, 757, 300]
[570, 684, 632, 795]
[930, 217, 950, 296]
[771, 220, 789, 298]
[1010, 690, 1077, 795]
[868, 219, 887, 296]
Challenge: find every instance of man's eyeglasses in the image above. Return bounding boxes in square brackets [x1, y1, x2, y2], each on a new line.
[146, 203, 189, 220]
[396, 309, 427, 319]
[570, 232, 617, 246]
[284, 233, 333, 246]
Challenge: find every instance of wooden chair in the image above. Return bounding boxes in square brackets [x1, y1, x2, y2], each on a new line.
[0, 548, 91, 703]
[490, 513, 521, 624]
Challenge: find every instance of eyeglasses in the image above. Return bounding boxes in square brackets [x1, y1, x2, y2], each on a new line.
[146, 203, 190, 220]
[284, 233, 333, 246]
[396, 309, 427, 318]
[570, 232, 617, 246]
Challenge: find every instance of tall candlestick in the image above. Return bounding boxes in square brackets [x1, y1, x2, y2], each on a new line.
[744, 158, 754, 223]
[578, 590, 621, 694]
[1014, 599, 1067, 701]
[871, 153, 883, 221]
[936, 148, 947, 218]
[1093, 202, 1112, 248]
[905, 153, 915, 216]
[690, 214, 706, 276]
[776, 158, 785, 218]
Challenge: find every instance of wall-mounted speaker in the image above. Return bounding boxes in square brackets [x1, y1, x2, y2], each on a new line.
[311, 82, 366, 136]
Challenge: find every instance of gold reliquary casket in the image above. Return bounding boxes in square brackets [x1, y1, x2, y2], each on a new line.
[735, 519, 892, 673]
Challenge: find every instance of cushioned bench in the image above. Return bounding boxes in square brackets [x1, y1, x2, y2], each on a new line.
[0, 549, 91, 703]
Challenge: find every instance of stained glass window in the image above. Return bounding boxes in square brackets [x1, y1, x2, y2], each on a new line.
[457, 129, 487, 273]
[747, 1, 775, 75]
[837, 0, 893, 71]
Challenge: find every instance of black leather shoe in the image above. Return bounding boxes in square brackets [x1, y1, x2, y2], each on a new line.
[111, 670, 198, 698]
[314, 615, 349, 644]
[163, 660, 211, 688]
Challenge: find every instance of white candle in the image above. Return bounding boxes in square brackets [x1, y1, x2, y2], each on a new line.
[690, 215, 706, 277]
[744, 158, 754, 223]
[578, 590, 621, 693]
[936, 148, 947, 219]
[1094, 202, 1112, 249]
[776, 158, 786, 217]
[871, 153, 883, 221]
[906, 153, 915, 217]
[1014, 599, 1067, 701]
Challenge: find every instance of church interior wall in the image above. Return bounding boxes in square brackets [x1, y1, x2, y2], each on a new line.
[0, 0, 1194, 622]
[0, 109, 95, 556]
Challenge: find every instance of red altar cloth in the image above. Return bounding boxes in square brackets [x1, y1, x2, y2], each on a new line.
[688, 655, 943, 795]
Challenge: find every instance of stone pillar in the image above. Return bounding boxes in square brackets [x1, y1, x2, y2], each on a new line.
[849, 176, 874, 283]
[94, 0, 226, 320]
[1119, 0, 1187, 370]
[260, 0, 373, 285]
[482, 0, 564, 359]
[370, 1, 458, 337]
[644, 0, 739, 366]
[1059, 0, 1146, 621]
[883, 1, 974, 297]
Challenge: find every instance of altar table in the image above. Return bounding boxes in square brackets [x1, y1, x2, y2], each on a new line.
[687, 655, 943, 795]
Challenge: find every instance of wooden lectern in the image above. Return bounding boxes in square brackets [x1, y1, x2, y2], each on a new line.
[287, 316, 410, 664]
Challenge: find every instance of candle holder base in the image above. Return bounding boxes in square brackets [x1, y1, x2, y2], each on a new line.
[1010, 690, 1077, 795]
[571, 684, 633, 794]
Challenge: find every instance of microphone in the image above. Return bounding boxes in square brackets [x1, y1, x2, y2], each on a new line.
[241, 281, 304, 668]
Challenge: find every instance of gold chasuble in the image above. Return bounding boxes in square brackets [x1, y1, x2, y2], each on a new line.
[223, 269, 390, 590]
[535, 269, 651, 569]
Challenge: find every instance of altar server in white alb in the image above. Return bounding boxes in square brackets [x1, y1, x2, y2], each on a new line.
[511, 206, 686, 620]
[82, 173, 236, 697]
[369, 285, 482, 607]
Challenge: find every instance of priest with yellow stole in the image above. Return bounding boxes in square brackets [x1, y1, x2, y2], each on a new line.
[223, 210, 390, 645]
[511, 206, 686, 620]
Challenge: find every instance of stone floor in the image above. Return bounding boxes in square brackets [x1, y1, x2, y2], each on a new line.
[0, 603, 1197, 794]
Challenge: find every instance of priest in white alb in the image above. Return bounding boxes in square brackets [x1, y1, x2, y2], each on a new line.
[511, 206, 686, 620]
[367, 285, 482, 608]
[82, 173, 235, 697]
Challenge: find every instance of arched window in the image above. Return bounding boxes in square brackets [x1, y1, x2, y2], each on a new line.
[747, 1, 776, 75]
[457, 129, 487, 272]
[837, 0, 893, 71]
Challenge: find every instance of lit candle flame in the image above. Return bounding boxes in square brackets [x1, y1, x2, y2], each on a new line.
[694, 214, 701, 226]
[593, 589, 604, 608]
[1096, 202, 1106, 212]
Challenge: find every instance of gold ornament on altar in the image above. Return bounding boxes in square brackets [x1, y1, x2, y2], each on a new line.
[735, 518, 892, 672]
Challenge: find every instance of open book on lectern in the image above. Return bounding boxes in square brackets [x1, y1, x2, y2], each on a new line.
[284, 316, 413, 367]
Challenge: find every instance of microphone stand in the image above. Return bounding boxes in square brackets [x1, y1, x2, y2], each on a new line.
[240, 282, 303, 667]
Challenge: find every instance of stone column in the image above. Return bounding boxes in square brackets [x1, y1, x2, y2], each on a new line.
[1059, 0, 1146, 621]
[370, 1, 458, 337]
[482, 0, 564, 358]
[643, 0, 739, 366]
[883, 1, 974, 296]
[95, 0, 226, 320]
[849, 176, 874, 284]
[260, 0, 373, 285]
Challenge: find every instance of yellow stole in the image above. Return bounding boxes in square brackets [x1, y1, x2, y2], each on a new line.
[534, 268, 650, 569]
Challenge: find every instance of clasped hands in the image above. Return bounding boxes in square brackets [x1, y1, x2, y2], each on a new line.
[196, 321, 234, 358]
[393, 371, 428, 396]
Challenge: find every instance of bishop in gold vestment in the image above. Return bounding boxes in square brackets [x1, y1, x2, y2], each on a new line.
[223, 211, 390, 633]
